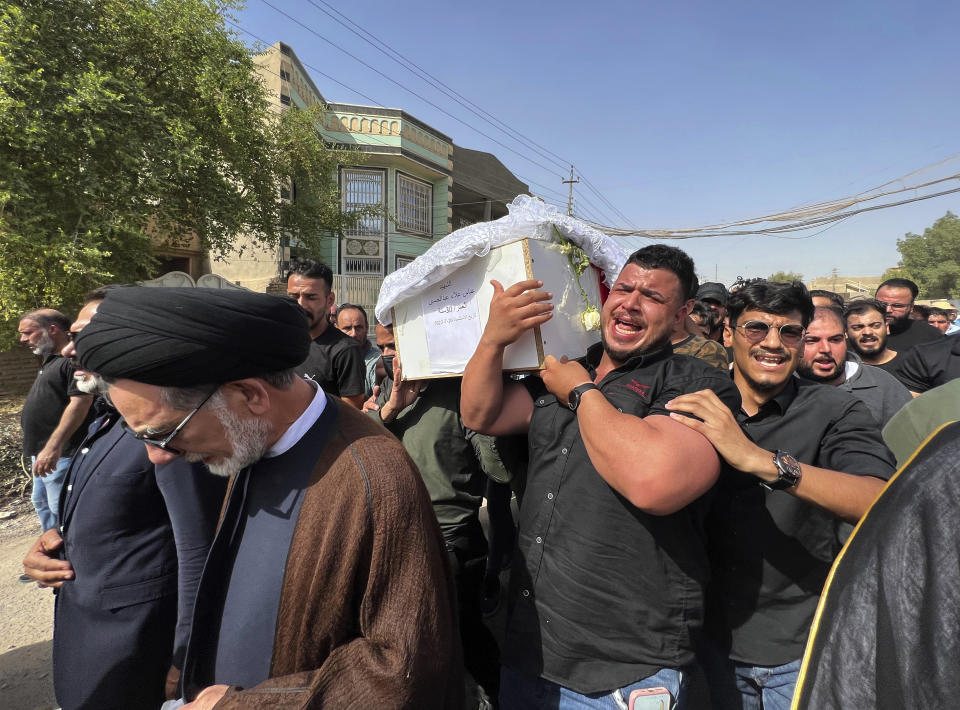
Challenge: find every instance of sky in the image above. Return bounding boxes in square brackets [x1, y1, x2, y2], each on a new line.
[232, 0, 960, 286]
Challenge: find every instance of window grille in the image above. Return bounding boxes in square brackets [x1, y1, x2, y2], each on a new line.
[342, 169, 385, 237]
[396, 174, 432, 236]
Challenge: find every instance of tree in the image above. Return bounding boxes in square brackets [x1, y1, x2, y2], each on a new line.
[0, 0, 357, 346]
[767, 270, 804, 283]
[892, 212, 960, 298]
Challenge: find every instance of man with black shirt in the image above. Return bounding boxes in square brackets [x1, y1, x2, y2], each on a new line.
[335, 303, 381, 397]
[462, 245, 740, 708]
[17, 309, 94, 531]
[798, 306, 911, 427]
[893, 334, 960, 395]
[875, 278, 942, 352]
[667, 281, 896, 710]
[844, 299, 902, 375]
[286, 259, 366, 409]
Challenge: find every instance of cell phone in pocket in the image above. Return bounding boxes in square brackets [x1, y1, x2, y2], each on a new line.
[629, 686, 672, 710]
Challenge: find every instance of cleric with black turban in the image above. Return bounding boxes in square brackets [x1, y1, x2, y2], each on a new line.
[75, 287, 311, 385]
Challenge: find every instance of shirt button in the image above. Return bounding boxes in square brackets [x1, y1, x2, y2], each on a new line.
[59, 525, 64, 533]
[561, 447, 568, 455]
[67, 484, 72, 491]
[538, 398, 545, 405]
[547, 492, 554, 500]
[536, 536, 543, 544]
[521, 589, 530, 597]
[80, 447, 89, 455]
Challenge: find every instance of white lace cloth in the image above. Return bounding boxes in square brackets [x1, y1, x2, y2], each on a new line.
[376, 195, 629, 324]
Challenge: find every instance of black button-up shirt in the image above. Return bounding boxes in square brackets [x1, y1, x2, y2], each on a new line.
[505, 344, 741, 694]
[707, 377, 897, 666]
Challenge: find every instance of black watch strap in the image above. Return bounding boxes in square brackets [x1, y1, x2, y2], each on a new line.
[761, 449, 803, 491]
[568, 383, 599, 411]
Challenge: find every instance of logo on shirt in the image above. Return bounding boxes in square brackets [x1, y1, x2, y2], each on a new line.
[624, 379, 650, 400]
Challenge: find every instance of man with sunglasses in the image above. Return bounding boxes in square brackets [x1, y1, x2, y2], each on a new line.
[666, 280, 896, 710]
[875, 278, 942, 352]
[74, 286, 462, 710]
[21, 288, 224, 710]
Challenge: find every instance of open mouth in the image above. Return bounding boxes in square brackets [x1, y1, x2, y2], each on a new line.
[610, 312, 644, 338]
[753, 351, 787, 370]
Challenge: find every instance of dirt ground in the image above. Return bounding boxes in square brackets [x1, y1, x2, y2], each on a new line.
[0, 395, 58, 709]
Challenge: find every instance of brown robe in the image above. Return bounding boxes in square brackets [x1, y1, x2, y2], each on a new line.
[207, 403, 464, 708]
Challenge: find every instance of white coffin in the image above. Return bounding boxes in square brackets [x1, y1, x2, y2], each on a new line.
[392, 238, 605, 380]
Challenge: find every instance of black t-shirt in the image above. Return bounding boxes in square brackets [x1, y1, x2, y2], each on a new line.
[893, 336, 960, 393]
[706, 377, 897, 666]
[295, 326, 366, 398]
[505, 343, 741, 694]
[20, 355, 90, 458]
[886, 318, 943, 352]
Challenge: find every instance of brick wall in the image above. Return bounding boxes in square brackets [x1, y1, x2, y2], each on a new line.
[0, 349, 39, 395]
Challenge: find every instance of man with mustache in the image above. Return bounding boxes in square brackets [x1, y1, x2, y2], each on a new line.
[17, 308, 94, 534]
[874, 278, 942, 352]
[667, 281, 897, 709]
[461, 245, 741, 708]
[21, 288, 223, 710]
[843, 299, 902, 376]
[797, 306, 911, 427]
[75, 287, 461, 709]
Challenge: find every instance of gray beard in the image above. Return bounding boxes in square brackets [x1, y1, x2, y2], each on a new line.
[187, 404, 270, 478]
[75, 374, 102, 394]
[33, 330, 55, 357]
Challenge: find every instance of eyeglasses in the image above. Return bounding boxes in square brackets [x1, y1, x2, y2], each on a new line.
[735, 320, 806, 346]
[120, 388, 217, 455]
[876, 300, 912, 310]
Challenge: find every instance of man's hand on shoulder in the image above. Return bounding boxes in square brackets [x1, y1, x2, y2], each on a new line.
[541, 355, 592, 407]
[666, 389, 771, 477]
[22, 528, 74, 588]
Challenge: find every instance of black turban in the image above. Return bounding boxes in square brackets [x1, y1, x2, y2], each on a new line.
[76, 287, 311, 386]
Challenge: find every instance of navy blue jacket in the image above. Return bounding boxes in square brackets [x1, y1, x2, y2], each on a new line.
[53, 412, 225, 710]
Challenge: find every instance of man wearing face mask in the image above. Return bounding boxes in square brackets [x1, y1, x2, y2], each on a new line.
[21, 287, 223, 710]
[369, 323, 514, 707]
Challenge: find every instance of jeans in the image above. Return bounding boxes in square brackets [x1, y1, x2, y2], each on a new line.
[30, 455, 70, 531]
[704, 654, 801, 710]
[500, 664, 686, 710]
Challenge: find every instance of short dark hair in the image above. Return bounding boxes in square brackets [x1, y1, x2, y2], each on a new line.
[929, 307, 948, 318]
[624, 245, 698, 301]
[286, 259, 333, 290]
[727, 280, 815, 328]
[911, 304, 931, 319]
[20, 309, 71, 332]
[843, 298, 886, 322]
[809, 289, 844, 309]
[876, 278, 919, 300]
[336, 303, 368, 326]
[812, 305, 845, 329]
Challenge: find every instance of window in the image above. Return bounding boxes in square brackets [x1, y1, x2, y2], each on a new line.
[280, 94, 291, 106]
[279, 68, 290, 81]
[342, 169, 385, 236]
[396, 173, 432, 236]
[395, 255, 415, 270]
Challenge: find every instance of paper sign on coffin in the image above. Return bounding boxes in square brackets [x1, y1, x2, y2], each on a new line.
[391, 237, 608, 380]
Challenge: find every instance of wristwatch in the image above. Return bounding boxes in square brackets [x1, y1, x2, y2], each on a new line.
[568, 383, 599, 411]
[760, 450, 803, 491]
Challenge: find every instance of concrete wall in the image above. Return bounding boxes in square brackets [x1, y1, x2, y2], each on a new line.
[0, 349, 39, 396]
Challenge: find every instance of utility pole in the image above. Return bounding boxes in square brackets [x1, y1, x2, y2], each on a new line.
[562, 165, 579, 216]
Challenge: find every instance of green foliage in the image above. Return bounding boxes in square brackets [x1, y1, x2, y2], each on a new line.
[893, 212, 960, 298]
[0, 0, 355, 346]
[767, 270, 804, 283]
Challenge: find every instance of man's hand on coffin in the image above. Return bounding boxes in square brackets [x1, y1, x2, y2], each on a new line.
[480, 279, 553, 348]
[542, 355, 593, 407]
[380, 354, 423, 423]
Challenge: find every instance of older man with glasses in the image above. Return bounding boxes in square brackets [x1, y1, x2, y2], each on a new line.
[666, 280, 897, 710]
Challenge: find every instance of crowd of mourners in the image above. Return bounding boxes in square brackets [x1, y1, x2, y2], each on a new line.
[14, 247, 960, 710]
